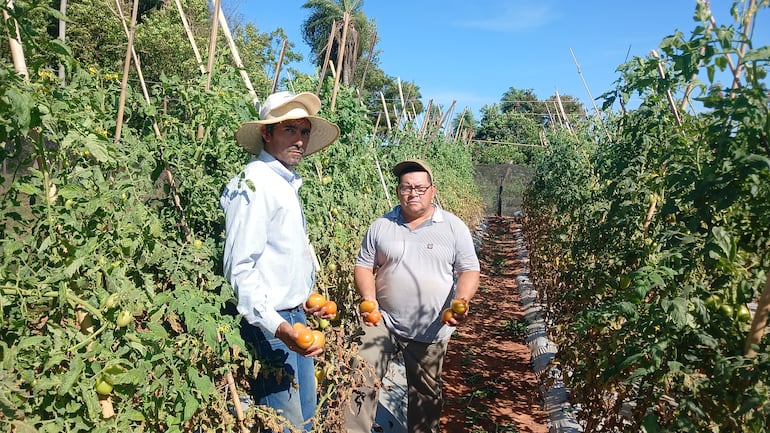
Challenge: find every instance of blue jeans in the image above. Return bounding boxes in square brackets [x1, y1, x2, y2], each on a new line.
[241, 306, 316, 432]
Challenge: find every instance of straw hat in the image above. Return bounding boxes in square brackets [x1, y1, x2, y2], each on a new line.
[235, 91, 340, 155]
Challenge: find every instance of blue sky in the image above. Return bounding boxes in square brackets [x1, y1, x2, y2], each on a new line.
[226, 0, 768, 118]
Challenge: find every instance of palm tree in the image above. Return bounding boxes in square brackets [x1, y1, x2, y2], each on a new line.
[302, 0, 374, 86]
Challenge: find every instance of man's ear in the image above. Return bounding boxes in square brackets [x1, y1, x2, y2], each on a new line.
[260, 125, 270, 143]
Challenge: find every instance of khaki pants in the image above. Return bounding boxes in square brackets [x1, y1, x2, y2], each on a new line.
[343, 323, 449, 433]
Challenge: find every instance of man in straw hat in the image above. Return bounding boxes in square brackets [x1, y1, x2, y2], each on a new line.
[343, 159, 480, 433]
[220, 91, 339, 431]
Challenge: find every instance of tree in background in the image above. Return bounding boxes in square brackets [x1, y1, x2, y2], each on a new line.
[452, 109, 477, 142]
[302, 0, 374, 86]
[500, 86, 541, 114]
[473, 104, 541, 165]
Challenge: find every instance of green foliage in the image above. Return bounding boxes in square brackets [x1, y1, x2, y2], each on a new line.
[0, 5, 484, 433]
[524, 2, 770, 431]
[473, 106, 544, 165]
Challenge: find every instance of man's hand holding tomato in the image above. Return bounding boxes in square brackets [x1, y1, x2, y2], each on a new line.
[304, 292, 338, 320]
[441, 298, 470, 326]
[359, 299, 381, 326]
[275, 321, 324, 357]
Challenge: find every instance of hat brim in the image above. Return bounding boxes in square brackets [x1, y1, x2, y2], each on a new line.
[235, 116, 340, 156]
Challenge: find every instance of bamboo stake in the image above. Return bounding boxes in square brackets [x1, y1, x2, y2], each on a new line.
[650, 50, 682, 126]
[570, 48, 610, 140]
[681, 14, 715, 111]
[379, 91, 391, 131]
[441, 100, 456, 137]
[4, 0, 28, 80]
[397, 77, 406, 126]
[374, 154, 392, 208]
[545, 101, 556, 128]
[112, 0, 161, 139]
[731, 0, 756, 91]
[453, 108, 467, 142]
[420, 100, 432, 139]
[217, 8, 256, 100]
[271, 39, 287, 93]
[113, 0, 190, 241]
[58, 0, 67, 84]
[330, 11, 350, 110]
[113, 0, 139, 145]
[174, 0, 206, 74]
[316, 20, 337, 95]
[204, 0, 221, 91]
[554, 89, 575, 136]
[358, 31, 377, 91]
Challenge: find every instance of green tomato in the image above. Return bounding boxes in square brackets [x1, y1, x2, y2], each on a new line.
[318, 318, 330, 330]
[116, 310, 132, 328]
[95, 377, 113, 395]
[736, 304, 751, 323]
[103, 293, 119, 310]
[705, 295, 721, 311]
[719, 304, 734, 318]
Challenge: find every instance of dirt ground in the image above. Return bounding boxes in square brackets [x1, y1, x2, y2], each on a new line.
[441, 216, 549, 433]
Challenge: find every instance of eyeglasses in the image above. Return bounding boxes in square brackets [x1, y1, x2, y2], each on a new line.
[397, 184, 433, 195]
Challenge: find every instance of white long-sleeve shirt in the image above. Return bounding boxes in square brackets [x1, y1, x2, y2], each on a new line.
[220, 151, 315, 335]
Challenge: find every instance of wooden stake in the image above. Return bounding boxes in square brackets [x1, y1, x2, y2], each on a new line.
[174, 0, 206, 74]
[420, 100, 432, 139]
[453, 108, 467, 142]
[316, 20, 338, 95]
[554, 89, 575, 136]
[397, 77, 406, 126]
[731, 0, 756, 91]
[271, 39, 287, 93]
[58, 0, 67, 84]
[113, 0, 139, 145]
[379, 91, 391, 131]
[4, 0, 28, 81]
[570, 48, 610, 141]
[650, 50, 682, 126]
[330, 11, 350, 110]
[218, 9, 256, 100]
[358, 31, 377, 91]
[204, 0, 221, 91]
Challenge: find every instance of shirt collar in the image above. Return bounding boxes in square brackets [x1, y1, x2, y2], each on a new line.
[257, 151, 303, 187]
[391, 203, 444, 224]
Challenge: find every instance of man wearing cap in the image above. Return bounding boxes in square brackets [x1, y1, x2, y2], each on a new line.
[343, 159, 481, 433]
[220, 91, 339, 431]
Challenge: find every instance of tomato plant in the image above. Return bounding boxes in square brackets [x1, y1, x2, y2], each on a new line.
[523, 2, 770, 431]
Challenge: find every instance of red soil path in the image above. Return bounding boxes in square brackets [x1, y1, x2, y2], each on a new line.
[441, 216, 549, 433]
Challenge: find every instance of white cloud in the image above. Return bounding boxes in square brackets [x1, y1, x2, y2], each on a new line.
[455, 3, 553, 33]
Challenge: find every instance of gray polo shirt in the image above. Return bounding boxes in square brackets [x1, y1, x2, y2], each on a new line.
[356, 204, 480, 343]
